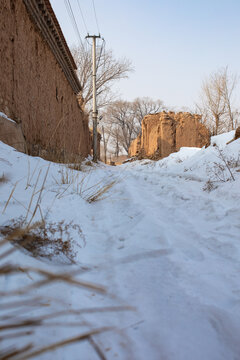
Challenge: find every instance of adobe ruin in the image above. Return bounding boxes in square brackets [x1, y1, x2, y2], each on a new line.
[129, 112, 210, 159]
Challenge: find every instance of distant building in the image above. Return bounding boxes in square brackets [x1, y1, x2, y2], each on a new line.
[129, 112, 210, 160]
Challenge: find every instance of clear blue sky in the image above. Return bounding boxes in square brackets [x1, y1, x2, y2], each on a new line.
[50, 0, 240, 110]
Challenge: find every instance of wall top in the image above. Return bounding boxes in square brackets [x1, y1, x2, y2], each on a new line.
[23, 0, 81, 94]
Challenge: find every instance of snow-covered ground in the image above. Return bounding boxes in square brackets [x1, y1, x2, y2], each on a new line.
[1, 130, 240, 360]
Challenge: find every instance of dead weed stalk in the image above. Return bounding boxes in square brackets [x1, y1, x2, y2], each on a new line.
[0, 166, 130, 360]
[0, 219, 116, 360]
[204, 146, 240, 191]
[85, 180, 117, 203]
[0, 174, 8, 184]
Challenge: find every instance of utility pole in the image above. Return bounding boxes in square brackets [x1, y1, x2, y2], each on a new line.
[86, 34, 101, 162]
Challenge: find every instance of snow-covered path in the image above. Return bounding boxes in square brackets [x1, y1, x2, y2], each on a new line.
[82, 162, 240, 360]
[1, 133, 240, 359]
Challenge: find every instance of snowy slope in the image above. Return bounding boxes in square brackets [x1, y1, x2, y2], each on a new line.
[0, 130, 240, 360]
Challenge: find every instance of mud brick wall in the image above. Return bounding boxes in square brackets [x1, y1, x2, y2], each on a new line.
[0, 0, 90, 159]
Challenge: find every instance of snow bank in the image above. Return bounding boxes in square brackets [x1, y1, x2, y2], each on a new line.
[1, 131, 240, 359]
[211, 130, 235, 148]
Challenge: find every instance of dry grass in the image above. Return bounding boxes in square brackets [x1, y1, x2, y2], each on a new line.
[25, 159, 40, 190]
[85, 180, 117, 203]
[67, 163, 82, 171]
[73, 174, 118, 203]
[54, 166, 119, 204]
[205, 147, 240, 187]
[53, 166, 80, 185]
[2, 181, 18, 215]
[203, 179, 218, 192]
[204, 147, 240, 191]
[0, 219, 133, 359]
[0, 220, 117, 359]
[0, 219, 85, 264]
[84, 160, 94, 167]
[0, 174, 8, 184]
[0, 168, 130, 359]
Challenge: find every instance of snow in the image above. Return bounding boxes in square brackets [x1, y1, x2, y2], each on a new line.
[1, 129, 240, 359]
[0, 111, 17, 124]
[211, 130, 235, 148]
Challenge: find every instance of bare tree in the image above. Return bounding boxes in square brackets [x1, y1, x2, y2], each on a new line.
[220, 67, 238, 130]
[105, 101, 135, 153]
[72, 43, 133, 112]
[132, 97, 164, 127]
[101, 124, 113, 163]
[101, 97, 165, 157]
[197, 67, 239, 135]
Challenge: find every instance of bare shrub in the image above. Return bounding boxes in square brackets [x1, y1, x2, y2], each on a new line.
[53, 166, 80, 185]
[215, 147, 236, 181]
[203, 179, 218, 192]
[205, 146, 240, 187]
[0, 158, 130, 359]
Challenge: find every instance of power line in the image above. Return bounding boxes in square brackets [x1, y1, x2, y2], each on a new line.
[96, 38, 105, 71]
[92, 0, 101, 34]
[77, 0, 89, 35]
[64, 0, 83, 46]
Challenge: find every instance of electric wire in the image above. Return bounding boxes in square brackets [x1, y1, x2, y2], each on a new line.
[66, 0, 83, 45]
[96, 38, 105, 72]
[64, 0, 83, 46]
[92, 0, 101, 34]
[77, 0, 89, 35]
[64, 0, 105, 86]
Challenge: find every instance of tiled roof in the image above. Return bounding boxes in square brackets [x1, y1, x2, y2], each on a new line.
[23, 0, 81, 94]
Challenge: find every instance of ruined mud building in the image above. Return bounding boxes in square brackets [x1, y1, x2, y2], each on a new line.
[129, 112, 210, 159]
[0, 0, 90, 159]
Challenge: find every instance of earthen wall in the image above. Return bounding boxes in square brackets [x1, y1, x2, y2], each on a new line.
[0, 0, 90, 158]
[129, 112, 210, 159]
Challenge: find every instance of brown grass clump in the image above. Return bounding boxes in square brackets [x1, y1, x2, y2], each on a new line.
[55, 168, 119, 204]
[68, 163, 82, 171]
[203, 179, 218, 192]
[0, 218, 117, 359]
[84, 160, 94, 167]
[0, 157, 129, 359]
[0, 174, 8, 184]
[85, 180, 117, 203]
[0, 221, 133, 359]
[0, 219, 85, 264]
[53, 166, 80, 185]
